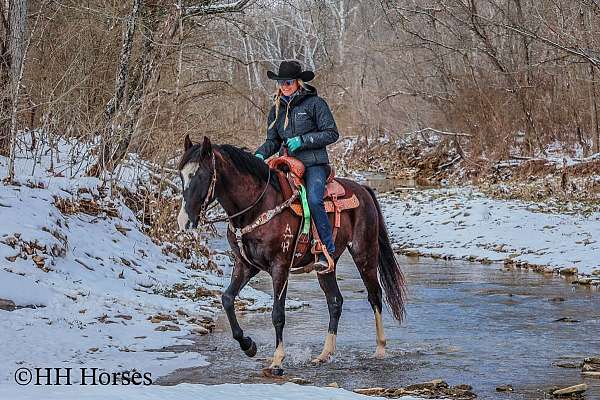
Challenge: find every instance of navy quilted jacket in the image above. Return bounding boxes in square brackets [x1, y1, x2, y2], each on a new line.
[256, 84, 339, 166]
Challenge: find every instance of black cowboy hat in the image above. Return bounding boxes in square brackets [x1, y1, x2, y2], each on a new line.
[267, 60, 315, 82]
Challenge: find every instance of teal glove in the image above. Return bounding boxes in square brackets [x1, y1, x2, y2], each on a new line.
[255, 153, 265, 161]
[286, 136, 302, 152]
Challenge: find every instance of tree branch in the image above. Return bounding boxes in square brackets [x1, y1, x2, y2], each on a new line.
[182, 0, 255, 18]
[473, 12, 600, 68]
[403, 127, 472, 137]
[378, 90, 452, 104]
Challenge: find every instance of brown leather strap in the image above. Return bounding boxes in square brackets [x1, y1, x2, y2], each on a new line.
[276, 171, 293, 200]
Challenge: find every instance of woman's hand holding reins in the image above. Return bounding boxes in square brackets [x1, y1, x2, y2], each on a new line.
[286, 136, 302, 152]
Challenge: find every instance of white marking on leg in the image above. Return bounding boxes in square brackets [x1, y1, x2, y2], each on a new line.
[374, 309, 386, 358]
[269, 342, 285, 368]
[312, 333, 336, 364]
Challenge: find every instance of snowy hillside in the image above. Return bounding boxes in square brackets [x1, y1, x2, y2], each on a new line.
[0, 136, 276, 383]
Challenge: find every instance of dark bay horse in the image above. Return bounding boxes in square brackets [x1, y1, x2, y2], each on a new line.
[177, 135, 406, 375]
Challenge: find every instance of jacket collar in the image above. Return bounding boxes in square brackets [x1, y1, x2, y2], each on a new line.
[280, 84, 317, 107]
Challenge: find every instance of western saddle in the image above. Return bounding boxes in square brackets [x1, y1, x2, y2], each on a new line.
[268, 154, 359, 274]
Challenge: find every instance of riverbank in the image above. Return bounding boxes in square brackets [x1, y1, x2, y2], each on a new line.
[333, 135, 600, 206]
[381, 187, 600, 283]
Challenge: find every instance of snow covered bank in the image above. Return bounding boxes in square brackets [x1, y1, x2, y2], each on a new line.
[0, 136, 288, 384]
[383, 188, 600, 280]
[0, 382, 412, 400]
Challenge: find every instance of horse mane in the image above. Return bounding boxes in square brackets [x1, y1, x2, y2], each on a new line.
[218, 145, 280, 192]
[178, 143, 280, 192]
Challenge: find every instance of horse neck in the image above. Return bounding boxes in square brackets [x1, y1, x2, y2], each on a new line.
[214, 157, 278, 228]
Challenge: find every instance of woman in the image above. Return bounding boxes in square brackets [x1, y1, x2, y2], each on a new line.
[255, 60, 339, 272]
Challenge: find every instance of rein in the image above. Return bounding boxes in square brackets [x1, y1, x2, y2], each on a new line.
[199, 152, 272, 225]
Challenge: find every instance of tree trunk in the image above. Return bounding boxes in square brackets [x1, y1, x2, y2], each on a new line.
[1, 0, 27, 158]
[88, 0, 142, 176]
[89, 0, 181, 177]
[591, 65, 599, 154]
[5, 0, 27, 180]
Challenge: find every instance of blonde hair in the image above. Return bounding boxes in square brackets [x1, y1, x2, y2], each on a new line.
[269, 79, 308, 130]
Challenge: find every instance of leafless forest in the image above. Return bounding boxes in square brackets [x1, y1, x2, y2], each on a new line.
[1, 0, 600, 178]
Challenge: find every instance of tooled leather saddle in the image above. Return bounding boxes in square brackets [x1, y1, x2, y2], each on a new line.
[268, 154, 360, 273]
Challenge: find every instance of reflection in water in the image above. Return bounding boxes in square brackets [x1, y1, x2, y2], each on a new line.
[160, 253, 600, 400]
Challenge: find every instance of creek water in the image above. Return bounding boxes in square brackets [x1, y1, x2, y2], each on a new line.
[159, 178, 600, 399]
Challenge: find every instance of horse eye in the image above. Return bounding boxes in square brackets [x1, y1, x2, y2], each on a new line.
[188, 173, 193, 179]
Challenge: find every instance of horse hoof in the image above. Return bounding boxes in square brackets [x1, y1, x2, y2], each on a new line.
[243, 340, 257, 358]
[311, 356, 329, 365]
[271, 367, 284, 376]
[374, 351, 385, 359]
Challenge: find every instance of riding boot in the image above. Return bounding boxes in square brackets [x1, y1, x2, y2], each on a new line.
[313, 253, 329, 272]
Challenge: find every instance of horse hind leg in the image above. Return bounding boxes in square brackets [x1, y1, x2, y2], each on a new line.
[312, 267, 343, 364]
[349, 245, 387, 358]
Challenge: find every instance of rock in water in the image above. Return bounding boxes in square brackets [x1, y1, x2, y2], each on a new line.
[559, 267, 578, 276]
[555, 362, 580, 369]
[454, 384, 472, 391]
[582, 357, 600, 372]
[0, 298, 16, 311]
[496, 385, 514, 392]
[552, 383, 587, 396]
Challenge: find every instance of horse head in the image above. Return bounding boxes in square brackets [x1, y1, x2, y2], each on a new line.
[177, 135, 216, 231]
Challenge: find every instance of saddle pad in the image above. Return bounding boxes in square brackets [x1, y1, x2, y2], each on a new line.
[290, 194, 360, 217]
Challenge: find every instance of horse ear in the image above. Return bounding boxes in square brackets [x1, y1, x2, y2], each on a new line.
[201, 136, 212, 158]
[184, 135, 193, 151]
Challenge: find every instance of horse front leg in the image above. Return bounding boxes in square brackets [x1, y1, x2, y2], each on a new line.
[264, 267, 288, 376]
[222, 258, 259, 357]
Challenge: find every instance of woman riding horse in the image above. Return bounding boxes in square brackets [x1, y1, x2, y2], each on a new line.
[254, 60, 338, 272]
[177, 62, 406, 376]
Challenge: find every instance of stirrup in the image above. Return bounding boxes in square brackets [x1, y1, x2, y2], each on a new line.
[313, 256, 329, 273]
[315, 250, 335, 275]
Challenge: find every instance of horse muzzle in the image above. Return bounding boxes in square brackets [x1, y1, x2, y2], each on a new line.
[186, 218, 199, 230]
[178, 205, 199, 231]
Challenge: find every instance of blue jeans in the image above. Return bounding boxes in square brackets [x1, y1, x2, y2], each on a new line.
[305, 165, 336, 256]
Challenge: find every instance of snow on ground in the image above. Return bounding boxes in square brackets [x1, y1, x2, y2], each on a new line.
[0, 135, 294, 384]
[383, 187, 600, 278]
[0, 382, 412, 400]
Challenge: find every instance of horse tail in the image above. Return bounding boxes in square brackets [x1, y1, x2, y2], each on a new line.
[364, 185, 407, 322]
